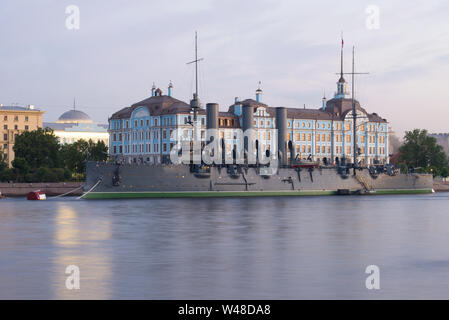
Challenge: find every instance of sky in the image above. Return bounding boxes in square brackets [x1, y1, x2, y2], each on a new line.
[0, 0, 448, 137]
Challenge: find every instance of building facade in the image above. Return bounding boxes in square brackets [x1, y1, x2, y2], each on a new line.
[0, 105, 44, 167]
[108, 76, 389, 166]
[44, 109, 109, 146]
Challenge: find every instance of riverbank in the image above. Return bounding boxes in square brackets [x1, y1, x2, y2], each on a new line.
[0, 182, 84, 197]
[434, 180, 449, 191]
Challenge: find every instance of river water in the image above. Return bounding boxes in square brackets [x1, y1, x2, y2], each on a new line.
[1, 193, 449, 299]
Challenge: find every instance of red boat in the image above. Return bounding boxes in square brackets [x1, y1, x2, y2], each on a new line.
[27, 190, 46, 200]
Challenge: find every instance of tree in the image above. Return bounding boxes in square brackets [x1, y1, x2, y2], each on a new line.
[0, 149, 7, 172]
[399, 129, 448, 169]
[88, 140, 108, 161]
[13, 128, 61, 169]
[388, 132, 402, 154]
[60, 139, 108, 177]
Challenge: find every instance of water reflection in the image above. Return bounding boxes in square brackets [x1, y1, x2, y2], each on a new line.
[52, 202, 112, 299]
[1, 193, 449, 299]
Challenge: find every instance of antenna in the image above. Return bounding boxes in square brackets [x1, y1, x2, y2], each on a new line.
[73, 97, 76, 110]
[186, 31, 204, 122]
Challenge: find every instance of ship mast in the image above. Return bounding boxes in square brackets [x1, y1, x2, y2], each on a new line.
[187, 31, 204, 122]
[341, 46, 369, 174]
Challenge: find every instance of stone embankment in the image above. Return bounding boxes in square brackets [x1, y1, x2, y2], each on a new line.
[433, 180, 449, 192]
[0, 182, 84, 197]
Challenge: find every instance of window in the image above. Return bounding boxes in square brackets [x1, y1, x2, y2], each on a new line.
[163, 130, 167, 139]
[14, 125, 18, 130]
[322, 146, 325, 153]
[140, 120, 143, 126]
[346, 146, 351, 154]
[25, 125, 29, 131]
[346, 135, 351, 143]
[301, 145, 305, 153]
[327, 134, 331, 142]
[360, 136, 365, 143]
[296, 133, 300, 141]
[3, 125, 7, 130]
[113, 146, 117, 154]
[201, 118, 205, 126]
[3, 134, 7, 141]
[119, 146, 123, 153]
[307, 134, 311, 141]
[25, 116, 29, 122]
[346, 123, 350, 131]
[316, 134, 320, 142]
[155, 119, 158, 126]
[3, 116, 7, 121]
[14, 116, 18, 121]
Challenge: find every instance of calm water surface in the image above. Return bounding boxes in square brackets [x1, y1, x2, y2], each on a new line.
[1, 193, 449, 299]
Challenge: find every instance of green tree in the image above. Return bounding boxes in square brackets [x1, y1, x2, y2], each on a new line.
[88, 140, 108, 161]
[60, 139, 108, 178]
[13, 128, 61, 169]
[399, 129, 448, 169]
[0, 150, 7, 172]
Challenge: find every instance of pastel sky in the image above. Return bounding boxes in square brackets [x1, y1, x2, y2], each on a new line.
[1, 0, 448, 137]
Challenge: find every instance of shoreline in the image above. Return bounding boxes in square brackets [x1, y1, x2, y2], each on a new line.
[0, 182, 84, 197]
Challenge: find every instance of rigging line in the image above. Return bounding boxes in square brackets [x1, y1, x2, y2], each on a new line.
[48, 184, 84, 199]
[76, 179, 101, 200]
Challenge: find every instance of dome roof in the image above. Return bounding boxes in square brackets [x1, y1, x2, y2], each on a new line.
[57, 110, 93, 124]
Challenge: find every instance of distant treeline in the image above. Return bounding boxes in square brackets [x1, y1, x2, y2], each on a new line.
[0, 128, 108, 182]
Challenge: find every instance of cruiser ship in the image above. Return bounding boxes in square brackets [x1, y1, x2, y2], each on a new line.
[82, 36, 433, 199]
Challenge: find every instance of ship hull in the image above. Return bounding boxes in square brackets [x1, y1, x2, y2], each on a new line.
[83, 162, 434, 199]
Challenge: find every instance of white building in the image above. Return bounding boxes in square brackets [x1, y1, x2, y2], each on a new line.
[44, 109, 109, 146]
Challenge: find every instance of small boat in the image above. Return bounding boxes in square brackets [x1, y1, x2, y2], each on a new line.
[27, 190, 46, 200]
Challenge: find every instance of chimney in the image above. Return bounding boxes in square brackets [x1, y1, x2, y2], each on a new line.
[322, 94, 327, 110]
[168, 81, 173, 97]
[151, 83, 156, 97]
[255, 81, 262, 102]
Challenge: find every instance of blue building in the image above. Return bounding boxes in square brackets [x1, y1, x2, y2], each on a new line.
[109, 56, 389, 165]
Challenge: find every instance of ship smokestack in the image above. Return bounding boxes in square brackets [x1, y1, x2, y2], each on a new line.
[206, 103, 219, 130]
[276, 107, 287, 167]
[242, 103, 254, 163]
